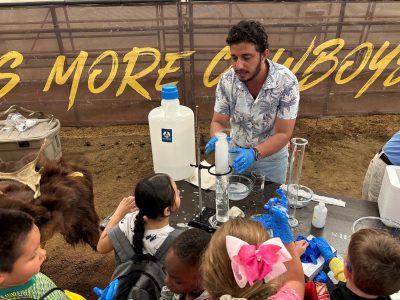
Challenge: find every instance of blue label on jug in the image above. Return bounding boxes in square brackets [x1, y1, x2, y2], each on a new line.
[161, 128, 172, 143]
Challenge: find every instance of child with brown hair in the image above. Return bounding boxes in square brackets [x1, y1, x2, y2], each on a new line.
[201, 189, 304, 300]
[317, 228, 400, 300]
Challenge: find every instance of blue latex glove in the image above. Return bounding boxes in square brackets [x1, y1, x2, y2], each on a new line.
[255, 189, 285, 229]
[296, 235, 320, 264]
[205, 136, 218, 155]
[252, 214, 272, 230]
[93, 279, 119, 300]
[261, 192, 293, 243]
[314, 271, 331, 284]
[313, 237, 335, 265]
[229, 147, 256, 174]
[265, 188, 289, 211]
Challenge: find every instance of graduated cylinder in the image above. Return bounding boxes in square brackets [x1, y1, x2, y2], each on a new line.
[215, 131, 230, 223]
[148, 85, 195, 181]
[286, 137, 308, 227]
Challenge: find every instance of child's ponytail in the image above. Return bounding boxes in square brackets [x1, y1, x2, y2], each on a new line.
[133, 173, 176, 254]
[133, 210, 145, 254]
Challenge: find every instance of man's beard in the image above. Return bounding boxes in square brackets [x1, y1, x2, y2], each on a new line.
[239, 57, 263, 83]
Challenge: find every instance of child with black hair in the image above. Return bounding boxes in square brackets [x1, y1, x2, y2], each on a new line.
[97, 173, 181, 262]
[0, 208, 72, 300]
[160, 228, 211, 300]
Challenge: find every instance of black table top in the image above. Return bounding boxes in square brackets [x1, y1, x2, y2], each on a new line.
[172, 180, 379, 257]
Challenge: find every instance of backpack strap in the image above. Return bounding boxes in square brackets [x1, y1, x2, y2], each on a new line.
[154, 229, 183, 264]
[38, 287, 64, 300]
[107, 224, 136, 265]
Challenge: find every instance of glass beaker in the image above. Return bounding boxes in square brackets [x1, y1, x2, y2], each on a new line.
[286, 137, 308, 227]
[251, 170, 266, 195]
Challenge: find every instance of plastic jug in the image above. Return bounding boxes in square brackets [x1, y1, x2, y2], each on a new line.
[148, 85, 195, 181]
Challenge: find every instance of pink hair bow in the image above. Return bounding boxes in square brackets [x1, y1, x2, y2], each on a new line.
[226, 235, 292, 288]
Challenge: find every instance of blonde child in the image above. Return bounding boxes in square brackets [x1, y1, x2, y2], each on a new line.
[201, 187, 304, 300]
[202, 216, 304, 300]
[97, 173, 180, 262]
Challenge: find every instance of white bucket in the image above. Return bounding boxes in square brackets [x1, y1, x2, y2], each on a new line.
[378, 165, 400, 228]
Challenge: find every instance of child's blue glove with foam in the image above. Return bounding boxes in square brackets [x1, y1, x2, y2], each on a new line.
[93, 279, 119, 300]
[260, 188, 294, 244]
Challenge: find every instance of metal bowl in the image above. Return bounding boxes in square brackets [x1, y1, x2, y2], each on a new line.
[228, 175, 254, 201]
[287, 184, 314, 208]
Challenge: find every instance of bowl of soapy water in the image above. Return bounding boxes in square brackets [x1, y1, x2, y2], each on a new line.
[228, 175, 254, 201]
[287, 184, 314, 208]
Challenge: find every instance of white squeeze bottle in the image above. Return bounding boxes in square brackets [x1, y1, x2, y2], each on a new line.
[148, 84, 195, 181]
[312, 202, 328, 228]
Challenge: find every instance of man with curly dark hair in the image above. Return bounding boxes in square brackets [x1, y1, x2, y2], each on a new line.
[205, 20, 300, 184]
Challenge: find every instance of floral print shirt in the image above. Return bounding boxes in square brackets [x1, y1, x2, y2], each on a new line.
[214, 59, 299, 148]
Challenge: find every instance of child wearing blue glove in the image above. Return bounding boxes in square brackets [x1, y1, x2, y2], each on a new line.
[317, 229, 400, 300]
[297, 228, 400, 300]
[202, 218, 304, 300]
[258, 190, 400, 300]
[204, 187, 305, 299]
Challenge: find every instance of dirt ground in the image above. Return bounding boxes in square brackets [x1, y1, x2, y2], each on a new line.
[40, 114, 400, 299]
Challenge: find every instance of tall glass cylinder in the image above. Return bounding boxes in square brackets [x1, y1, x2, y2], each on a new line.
[286, 137, 308, 227]
[214, 131, 229, 223]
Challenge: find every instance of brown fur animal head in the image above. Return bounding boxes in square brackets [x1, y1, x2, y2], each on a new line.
[0, 153, 100, 250]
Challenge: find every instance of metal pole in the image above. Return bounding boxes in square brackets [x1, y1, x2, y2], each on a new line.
[195, 105, 203, 214]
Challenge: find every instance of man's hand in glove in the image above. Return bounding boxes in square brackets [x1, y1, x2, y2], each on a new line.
[229, 148, 256, 174]
[205, 135, 232, 154]
[205, 136, 218, 155]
